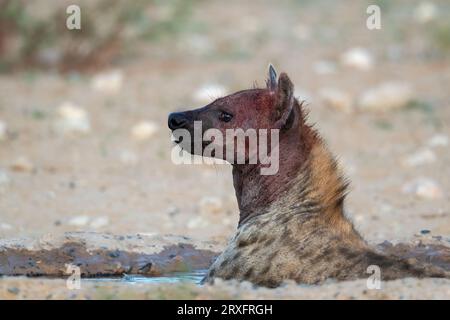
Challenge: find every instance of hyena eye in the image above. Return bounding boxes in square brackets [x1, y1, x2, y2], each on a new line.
[218, 111, 233, 122]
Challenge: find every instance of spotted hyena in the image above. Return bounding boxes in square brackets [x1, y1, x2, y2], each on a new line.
[168, 66, 449, 287]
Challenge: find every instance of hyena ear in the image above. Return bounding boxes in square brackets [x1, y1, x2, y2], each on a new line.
[274, 72, 294, 129]
[266, 64, 277, 91]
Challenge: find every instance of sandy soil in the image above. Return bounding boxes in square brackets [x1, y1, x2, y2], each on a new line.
[2, 276, 450, 300]
[0, 0, 449, 299]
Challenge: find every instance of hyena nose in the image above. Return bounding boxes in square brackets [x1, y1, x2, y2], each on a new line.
[168, 112, 189, 130]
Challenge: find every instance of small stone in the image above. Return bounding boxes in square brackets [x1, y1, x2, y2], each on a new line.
[7, 287, 20, 295]
[0, 223, 13, 230]
[119, 150, 139, 165]
[340, 47, 374, 71]
[420, 229, 431, 235]
[402, 178, 443, 200]
[292, 24, 311, 41]
[0, 120, 7, 141]
[187, 216, 210, 229]
[89, 216, 109, 229]
[428, 134, 448, 148]
[222, 217, 232, 226]
[91, 70, 123, 94]
[319, 88, 353, 113]
[0, 170, 11, 186]
[68, 215, 90, 227]
[36, 47, 62, 67]
[199, 196, 224, 215]
[401, 149, 436, 167]
[54, 102, 91, 135]
[10, 156, 35, 172]
[131, 121, 159, 141]
[414, 2, 437, 24]
[167, 205, 180, 216]
[313, 60, 337, 75]
[184, 34, 214, 56]
[193, 84, 227, 103]
[358, 82, 413, 112]
[109, 250, 120, 259]
[239, 16, 260, 34]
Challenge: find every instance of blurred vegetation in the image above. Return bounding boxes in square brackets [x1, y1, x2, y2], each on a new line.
[429, 21, 450, 53]
[0, 0, 449, 73]
[0, 0, 198, 72]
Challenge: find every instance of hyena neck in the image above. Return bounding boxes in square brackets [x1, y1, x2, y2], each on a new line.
[233, 102, 354, 234]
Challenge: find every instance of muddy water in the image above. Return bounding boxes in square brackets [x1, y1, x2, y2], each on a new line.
[85, 269, 207, 285]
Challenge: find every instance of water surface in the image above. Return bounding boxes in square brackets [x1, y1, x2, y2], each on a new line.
[85, 269, 207, 285]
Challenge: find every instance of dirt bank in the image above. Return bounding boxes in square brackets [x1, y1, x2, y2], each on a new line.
[0, 232, 220, 277]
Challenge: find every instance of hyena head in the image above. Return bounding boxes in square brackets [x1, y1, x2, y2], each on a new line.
[168, 66, 295, 166]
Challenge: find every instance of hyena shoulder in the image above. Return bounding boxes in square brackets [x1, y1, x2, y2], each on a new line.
[204, 210, 370, 286]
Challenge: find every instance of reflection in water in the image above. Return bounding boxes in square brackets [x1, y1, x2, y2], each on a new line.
[85, 269, 207, 285]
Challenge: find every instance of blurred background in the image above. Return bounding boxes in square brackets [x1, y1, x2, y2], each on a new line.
[0, 0, 449, 245]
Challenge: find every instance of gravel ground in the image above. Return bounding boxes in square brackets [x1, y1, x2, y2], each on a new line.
[1, 276, 450, 300]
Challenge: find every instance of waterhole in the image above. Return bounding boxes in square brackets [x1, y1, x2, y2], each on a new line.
[84, 269, 207, 285]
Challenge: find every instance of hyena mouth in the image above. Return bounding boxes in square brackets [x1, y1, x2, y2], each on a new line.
[172, 136, 183, 144]
[173, 136, 212, 154]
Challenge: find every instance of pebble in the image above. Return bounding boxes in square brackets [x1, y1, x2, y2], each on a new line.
[10, 156, 35, 172]
[401, 149, 436, 167]
[89, 216, 109, 229]
[0, 170, 11, 186]
[187, 216, 210, 229]
[340, 47, 374, 71]
[0, 223, 13, 230]
[36, 47, 62, 67]
[414, 229, 433, 238]
[292, 24, 311, 41]
[167, 205, 180, 216]
[199, 196, 224, 215]
[427, 134, 448, 148]
[402, 178, 443, 200]
[193, 84, 227, 103]
[54, 102, 91, 135]
[7, 287, 20, 295]
[90, 70, 123, 94]
[319, 88, 353, 113]
[239, 16, 261, 34]
[414, 2, 437, 24]
[131, 121, 159, 141]
[185, 34, 214, 56]
[119, 150, 139, 166]
[0, 120, 6, 141]
[313, 60, 337, 75]
[357, 82, 413, 112]
[67, 215, 90, 227]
